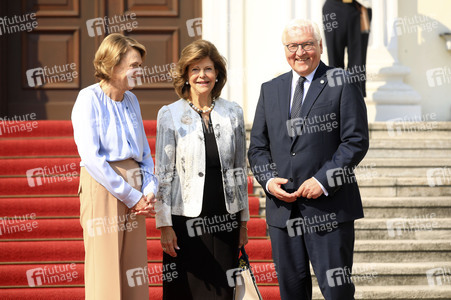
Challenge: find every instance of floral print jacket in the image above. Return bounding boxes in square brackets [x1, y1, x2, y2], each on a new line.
[154, 98, 250, 228]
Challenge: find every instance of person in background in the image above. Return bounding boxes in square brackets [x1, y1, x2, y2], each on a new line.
[155, 39, 249, 300]
[323, 0, 372, 96]
[72, 33, 157, 300]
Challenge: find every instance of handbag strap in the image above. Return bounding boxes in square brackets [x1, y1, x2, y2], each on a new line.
[239, 246, 250, 265]
[240, 246, 247, 256]
[240, 246, 248, 258]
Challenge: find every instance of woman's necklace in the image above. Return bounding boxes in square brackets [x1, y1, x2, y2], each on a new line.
[186, 98, 215, 114]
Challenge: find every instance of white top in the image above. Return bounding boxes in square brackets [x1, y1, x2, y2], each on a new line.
[356, 0, 372, 8]
[71, 83, 158, 208]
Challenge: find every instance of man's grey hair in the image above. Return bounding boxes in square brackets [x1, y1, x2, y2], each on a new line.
[282, 19, 322, 44]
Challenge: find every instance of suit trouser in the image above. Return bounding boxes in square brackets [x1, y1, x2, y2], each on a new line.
[79, 159, 149, 300]
[268, 207, 356, 300]
[323, 0, 371, 96]
[323, 0, 362, 69]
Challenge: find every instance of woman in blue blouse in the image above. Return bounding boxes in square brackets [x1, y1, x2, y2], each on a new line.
[71, 33, 157, 300]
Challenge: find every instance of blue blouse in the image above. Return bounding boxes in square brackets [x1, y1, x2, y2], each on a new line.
[71, 83, 158, 208]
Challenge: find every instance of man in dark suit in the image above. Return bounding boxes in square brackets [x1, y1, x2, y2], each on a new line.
[248, 19, 369, 300]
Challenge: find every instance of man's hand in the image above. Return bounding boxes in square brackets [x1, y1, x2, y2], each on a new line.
[268, 178, 298, 202]
[296, 177, 324, 199]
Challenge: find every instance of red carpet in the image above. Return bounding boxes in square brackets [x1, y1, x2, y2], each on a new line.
[0, 121, 279, 299]
[0, 196, 261, 219]
[0, 262, 278, 286]
[0, 287, 282, 300]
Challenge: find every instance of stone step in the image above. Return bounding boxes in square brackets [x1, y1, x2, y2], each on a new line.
[359, 158, 451, 168]
[357, 167, 445, 178]
[370, 129, 451, 139]
[253, 175, 451, 198]
[355, 218, 451, 240]
[356, 162, 451, 179]
[359, 186, 451, 197]
[370, 138, 451, 149]
[368, 122, 451, 140]
[249, 161, 451, 189]
[358, 177, 451, 197]
[361, 197, 451, 218]
[247, 122, 448, 133]
[310, 285, 451, 299]
[310, 262, 451, 287]
[365, 148, 451, 158]
[246, 122, 451, 141]
[253, 195, 451, 214]
[369, 122, 451, 130]
[354, 240, 451, 263]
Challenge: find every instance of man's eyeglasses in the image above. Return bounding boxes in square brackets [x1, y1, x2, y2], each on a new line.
[285, 42, 315, 53]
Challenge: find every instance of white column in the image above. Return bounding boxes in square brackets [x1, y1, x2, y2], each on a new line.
[365, 0, 422, 121]
[202, 0, 246, 112]
[202, 0, 325, 123]
[203, 0, 421, 123]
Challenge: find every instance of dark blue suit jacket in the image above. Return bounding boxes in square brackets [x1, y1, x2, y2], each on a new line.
[248, 61, 369, 228]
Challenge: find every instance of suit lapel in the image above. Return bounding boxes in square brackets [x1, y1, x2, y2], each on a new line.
[277, 71, 293, 130]
[292, 61, 329, 145]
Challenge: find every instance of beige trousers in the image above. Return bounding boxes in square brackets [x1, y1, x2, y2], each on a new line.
[79, 159, 149, 300]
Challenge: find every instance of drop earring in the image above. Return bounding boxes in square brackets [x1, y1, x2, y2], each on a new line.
[185, 81, 189, 85]
[215, 78, 218, 82]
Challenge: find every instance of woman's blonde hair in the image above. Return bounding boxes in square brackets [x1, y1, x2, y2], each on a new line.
[93, 33, 146, 81]
[173, 39, 227, 100]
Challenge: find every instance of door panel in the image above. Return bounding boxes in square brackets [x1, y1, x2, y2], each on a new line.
[0, 0, 202, 120]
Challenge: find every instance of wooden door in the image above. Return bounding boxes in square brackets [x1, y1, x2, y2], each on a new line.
[0, 0, 202, 120]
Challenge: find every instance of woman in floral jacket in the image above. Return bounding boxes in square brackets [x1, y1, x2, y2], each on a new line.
[155, 39, 249, 300]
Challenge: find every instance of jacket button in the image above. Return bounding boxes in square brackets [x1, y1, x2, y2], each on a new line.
[198, 172, 204, 177]
[289, 178, 293, 182]
[291, 152, 296, 156]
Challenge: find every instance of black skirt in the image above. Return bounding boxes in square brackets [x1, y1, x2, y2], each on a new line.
[162, 116, 240, 300]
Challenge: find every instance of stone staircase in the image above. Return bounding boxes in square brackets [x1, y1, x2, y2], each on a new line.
[247, 122, 451, 299]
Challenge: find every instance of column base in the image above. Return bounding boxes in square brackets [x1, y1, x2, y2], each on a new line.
[366, 102, 422, 122]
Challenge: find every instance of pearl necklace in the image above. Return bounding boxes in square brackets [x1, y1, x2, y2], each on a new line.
[186, 98, 215, 114]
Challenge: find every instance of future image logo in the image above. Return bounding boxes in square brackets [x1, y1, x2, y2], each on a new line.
[226, 268, 243, 287]
[326, 166, 356, 188]
[326, 267, 352, 287]
[427, 167, 451, 187]
[25, 63, 78, 87]
[86, 14, 138, 37]
[126, 267, 148, 287]
[186, 214, 238, 237]
[426, 267, 451, 286]
[126, 67, 144, 88]
[26, 264, 78, 287]
[426, 66, 451, 87]
[26, 68, 45, 87]
[186, 18, 202, 37]
[225, 168, 247, 187]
